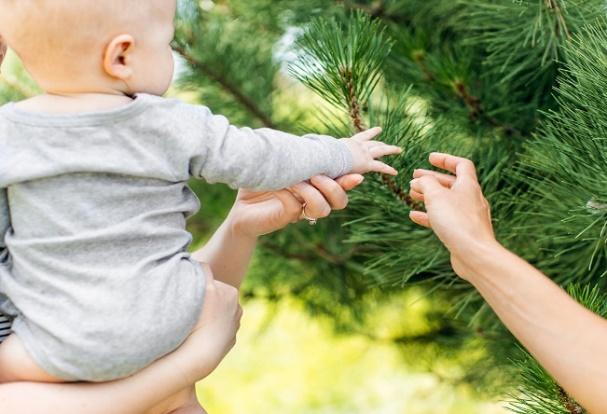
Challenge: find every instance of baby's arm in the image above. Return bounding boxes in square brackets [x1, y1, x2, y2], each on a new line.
[188, 106, 400, 190]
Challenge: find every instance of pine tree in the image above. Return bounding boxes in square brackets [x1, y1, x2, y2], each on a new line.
[3, 0, 607, 411]
[286, 1, 607, 411]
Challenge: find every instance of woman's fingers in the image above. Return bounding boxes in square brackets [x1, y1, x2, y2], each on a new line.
[352, 126, 383, 142]
[409, 189, 424, 202]
[410, 175, 444, 196]
[409, 211, 431, 228]
[429, 153, 477, 180]
[413, 169, 456, 188]
[310, 175, 349, 210]
[335, 174, 365, 191]
[289, 182, 332, 219]
[274, 189, 306, 223]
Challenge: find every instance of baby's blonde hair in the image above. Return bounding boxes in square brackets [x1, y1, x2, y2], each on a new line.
[0, 0, 165, 80]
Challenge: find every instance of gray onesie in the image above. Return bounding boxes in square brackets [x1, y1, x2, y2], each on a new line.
[0, 93, 352, 381]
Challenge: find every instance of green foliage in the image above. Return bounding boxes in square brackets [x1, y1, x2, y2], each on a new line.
[3, 0, 606, 410]
[173, 3, 279, 127]
[516, 23, 607, 282]
[461, 0, 606, 111]
[290, 12, 393, 130]
[284, 1, 607, 411]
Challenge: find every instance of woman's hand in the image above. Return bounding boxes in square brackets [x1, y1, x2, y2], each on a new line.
[228, 174, 366, 239]
[194, 173, 366, 289]
[408, 153, 499, 279]
[175, 265, 243, 385]
[409, 153, 607, 413]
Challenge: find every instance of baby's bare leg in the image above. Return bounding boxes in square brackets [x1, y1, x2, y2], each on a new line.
[0, 334, 66, 383]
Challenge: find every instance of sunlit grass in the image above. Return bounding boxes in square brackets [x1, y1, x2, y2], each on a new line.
[197, 299, 507, 414]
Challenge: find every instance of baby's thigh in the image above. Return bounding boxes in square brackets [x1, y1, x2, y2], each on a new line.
[0, 334, 66, 383]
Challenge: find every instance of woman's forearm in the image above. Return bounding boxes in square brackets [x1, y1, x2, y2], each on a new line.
[465, 243, 607, 413]
[192, 214, 258, 289]
[0, 349, 191, 414]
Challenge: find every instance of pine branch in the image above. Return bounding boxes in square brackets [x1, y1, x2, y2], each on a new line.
[341, 73, 413, 206]
[339, 67, 366, 133]
[342, 0, 386, 19]
[411, 50, 436, 82]
[418, 68, 522, 136]
[292, 13, 413, 206]
[545, 0, 572, 40]
[173, 45, 276, 128]
[557, 386, 584, 414]
[452, 79, 519, 135]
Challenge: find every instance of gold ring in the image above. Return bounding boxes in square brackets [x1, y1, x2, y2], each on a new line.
[301, 203, 318, 226]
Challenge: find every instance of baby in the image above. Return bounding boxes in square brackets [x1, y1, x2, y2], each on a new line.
[0, 0, 399, 395]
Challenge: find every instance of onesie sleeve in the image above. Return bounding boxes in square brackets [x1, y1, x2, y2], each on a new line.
[0, 189, 9, 265]
[188, 107, 353, 191]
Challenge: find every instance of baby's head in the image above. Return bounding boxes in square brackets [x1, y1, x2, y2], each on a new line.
[0, 0, 177, 96]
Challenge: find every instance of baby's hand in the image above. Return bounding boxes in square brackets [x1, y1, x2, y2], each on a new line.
[341, 127, 402, 176]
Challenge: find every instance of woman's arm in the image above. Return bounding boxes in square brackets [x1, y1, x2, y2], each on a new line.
[0, 269, 242, 414]
[193, 174, 364, 288]
[0, 350, 189, 414]
[463, 243, 607, 414]
[410, 153, 607, 414]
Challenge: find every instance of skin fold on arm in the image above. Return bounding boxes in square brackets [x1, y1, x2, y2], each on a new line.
[409, 153, 607, 414]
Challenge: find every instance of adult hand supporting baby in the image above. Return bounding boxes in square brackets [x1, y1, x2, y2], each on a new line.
[193, 174, 364, 289]
[409, 153, 607, 413]
[231, 173, 364, 238]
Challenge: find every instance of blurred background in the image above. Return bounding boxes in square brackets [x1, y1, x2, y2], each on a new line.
[4, 0, 606, 412]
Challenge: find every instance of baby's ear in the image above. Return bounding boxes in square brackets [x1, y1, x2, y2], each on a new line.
[103, 34, 135, 80]
[0, 35, 7, 74]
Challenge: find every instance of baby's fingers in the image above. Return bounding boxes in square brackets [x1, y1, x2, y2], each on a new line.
[409, 211, 431, 228]
[369, 143, 402, 159]
[352, 126, 383, 142]
[370, 161, 398, 176]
